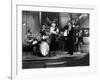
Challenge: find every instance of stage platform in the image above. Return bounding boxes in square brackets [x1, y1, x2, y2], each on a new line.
[22, 51, 89, 69]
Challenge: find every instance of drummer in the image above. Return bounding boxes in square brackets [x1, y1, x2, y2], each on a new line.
[40, 24, 48, 41]
[50, 21, 59, 56]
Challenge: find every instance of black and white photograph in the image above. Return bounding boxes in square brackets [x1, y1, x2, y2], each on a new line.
[0, 0, 99, 80]
[22, 11, 89, 69]
[11, 2, 97, 79]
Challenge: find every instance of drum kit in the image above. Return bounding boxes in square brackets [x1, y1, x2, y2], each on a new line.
[33, 31, 68, 57]
[33, 32, 50, 57]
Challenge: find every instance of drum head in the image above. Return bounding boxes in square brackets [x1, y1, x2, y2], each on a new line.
[40, 42, 49, 56]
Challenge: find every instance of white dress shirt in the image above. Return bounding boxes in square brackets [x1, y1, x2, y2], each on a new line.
[50, 27, 59, 35]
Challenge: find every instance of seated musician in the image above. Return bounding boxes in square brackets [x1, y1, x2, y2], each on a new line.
[49, 21, 59, 56]
[25, 29, 38, 45]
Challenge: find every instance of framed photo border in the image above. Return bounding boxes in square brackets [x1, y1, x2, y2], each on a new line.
[11, 1, 97, 80]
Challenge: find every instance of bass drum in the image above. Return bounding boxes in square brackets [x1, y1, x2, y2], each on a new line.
[34, 41, 49, 57]
[39, 41, 49, 56]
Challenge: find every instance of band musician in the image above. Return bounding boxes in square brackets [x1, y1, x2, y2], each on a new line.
[49, 21, 59, 56]
[25, 29, 38, 46]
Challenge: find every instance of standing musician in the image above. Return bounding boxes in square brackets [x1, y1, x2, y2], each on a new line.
[77, 29, 83, 52]
[73, 24, 79, 52]
[50, 21, 59, 56]
[67, 22, 74, 55]
[63, 25, 69, 51]
[58, 25, 69, 51]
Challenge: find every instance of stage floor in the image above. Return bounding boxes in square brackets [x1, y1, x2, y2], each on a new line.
[22, 51, 89, 69]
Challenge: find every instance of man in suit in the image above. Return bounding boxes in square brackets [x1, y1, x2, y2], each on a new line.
[67, 22, 74, 55]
